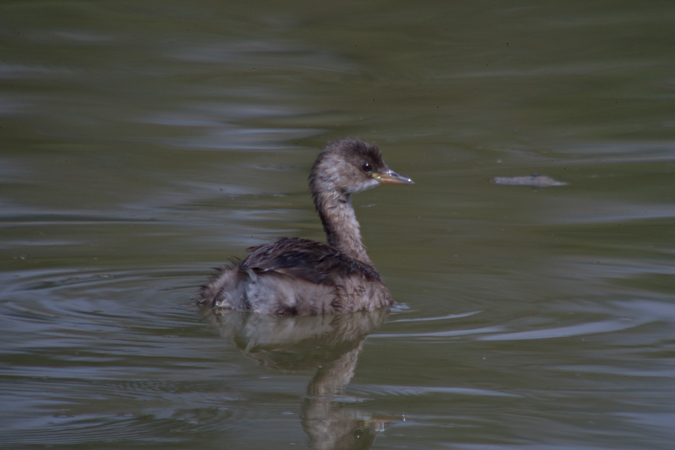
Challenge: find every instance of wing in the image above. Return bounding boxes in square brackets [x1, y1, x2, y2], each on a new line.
[240, 237, 381, 285]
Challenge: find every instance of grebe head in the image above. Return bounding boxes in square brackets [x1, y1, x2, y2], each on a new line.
[310, 138, 414, 196]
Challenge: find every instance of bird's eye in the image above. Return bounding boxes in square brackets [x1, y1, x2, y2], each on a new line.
[361, 162, 373, 173]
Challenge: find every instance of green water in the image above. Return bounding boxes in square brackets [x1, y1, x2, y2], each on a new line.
[1, 1, 674, 449]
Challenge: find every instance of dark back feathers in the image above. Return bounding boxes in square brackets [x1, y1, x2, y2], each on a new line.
[241, 237, 382, 285]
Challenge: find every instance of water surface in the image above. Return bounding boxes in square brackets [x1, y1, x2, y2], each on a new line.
[1, 1, 674, 449]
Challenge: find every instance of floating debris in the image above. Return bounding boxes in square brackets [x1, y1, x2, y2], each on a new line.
[492, 175, 567, 187]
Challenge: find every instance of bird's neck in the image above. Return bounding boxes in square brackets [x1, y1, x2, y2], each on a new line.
[313, 190, 373, 266]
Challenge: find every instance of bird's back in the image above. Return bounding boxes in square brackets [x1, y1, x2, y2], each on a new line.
[200, 238, 392, 315]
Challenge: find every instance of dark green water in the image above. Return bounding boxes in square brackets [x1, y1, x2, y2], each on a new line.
[1, 1, 674, 449]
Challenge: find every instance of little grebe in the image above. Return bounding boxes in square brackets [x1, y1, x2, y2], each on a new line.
[199, 138, 413, 315]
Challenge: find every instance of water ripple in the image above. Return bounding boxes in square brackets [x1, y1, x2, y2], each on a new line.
[351, 384, 519, 399]
[479, 318, 645, 341]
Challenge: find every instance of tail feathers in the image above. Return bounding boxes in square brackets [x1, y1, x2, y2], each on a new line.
[199, 263, 248, 309]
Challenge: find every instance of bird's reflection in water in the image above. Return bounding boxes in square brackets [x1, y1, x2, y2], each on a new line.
[203, 308, 402, 449]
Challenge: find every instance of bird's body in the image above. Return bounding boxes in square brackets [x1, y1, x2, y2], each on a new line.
[199, 138, 413, 315]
